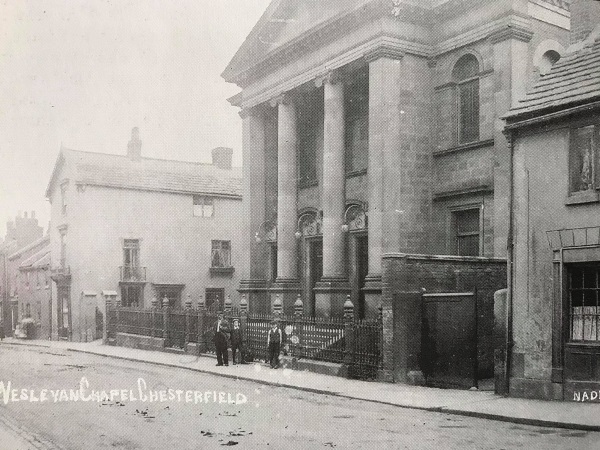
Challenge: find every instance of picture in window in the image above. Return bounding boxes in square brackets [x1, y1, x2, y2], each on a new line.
[211, 240, 231, 268]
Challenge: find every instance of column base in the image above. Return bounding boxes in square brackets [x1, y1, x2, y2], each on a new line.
[314, 278, 351, 318]
[270, 279, 301, 316]
[362, 274, 382, 319]
[238, 279, 270, 314]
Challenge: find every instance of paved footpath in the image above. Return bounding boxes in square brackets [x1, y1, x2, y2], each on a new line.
[4, 338, 600, 432]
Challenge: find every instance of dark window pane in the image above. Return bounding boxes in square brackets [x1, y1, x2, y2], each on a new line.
[456, 209, 479, 233]
[569, 126, 595, 193]
[458, 79, 480, 143]
[345, 68, 369, 173]
[452, 54, 479, 81]
[457, 235, 479, 257]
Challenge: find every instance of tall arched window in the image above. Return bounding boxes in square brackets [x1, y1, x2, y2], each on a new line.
[453, 54, 480, 144]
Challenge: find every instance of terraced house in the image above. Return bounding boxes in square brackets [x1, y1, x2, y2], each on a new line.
[223, 0, 572, 386]
[504, 0, 600, 401]
[46, 128, 244, 342]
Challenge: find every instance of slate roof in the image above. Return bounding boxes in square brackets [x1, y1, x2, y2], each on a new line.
[19, 246, 50, 270]
[506, 28, 600, 120]
[8, 236, 50, 261]
[46, 148, 242, 199]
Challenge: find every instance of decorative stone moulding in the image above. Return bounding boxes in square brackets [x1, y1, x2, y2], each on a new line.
[255, 220, 277, 243]
[296, 211, 322, 239]
[343, 204, 368, 232]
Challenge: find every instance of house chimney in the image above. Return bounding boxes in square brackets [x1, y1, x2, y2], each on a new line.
[127, 127, 142, 161]
[570, 0, 600, 44]
[211, 147, 233, 170]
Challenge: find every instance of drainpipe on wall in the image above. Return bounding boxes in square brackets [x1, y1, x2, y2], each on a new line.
[504, 128, 515, 396]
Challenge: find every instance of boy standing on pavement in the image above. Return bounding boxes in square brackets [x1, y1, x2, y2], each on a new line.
[230, 319, 244, 364]
[267, 321, 282, 369]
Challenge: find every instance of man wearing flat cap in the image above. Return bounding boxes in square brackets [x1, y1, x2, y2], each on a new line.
[267, 320, 283, 369]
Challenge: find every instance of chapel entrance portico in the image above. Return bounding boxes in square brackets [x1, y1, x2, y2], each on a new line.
[239, 57, 392, 318]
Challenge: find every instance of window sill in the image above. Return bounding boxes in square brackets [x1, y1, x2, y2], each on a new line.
[346, 168, 367, 178]
[433, 139, 494, 157]
[565, 190, 600, 206]
[210, 267, 235, 277]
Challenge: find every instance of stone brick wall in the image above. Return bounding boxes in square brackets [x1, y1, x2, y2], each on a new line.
[570, 0, 600, 44]
[381, 253, 506, 380]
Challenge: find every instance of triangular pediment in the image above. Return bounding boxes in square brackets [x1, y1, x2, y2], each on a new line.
[223, 0, 372, 84]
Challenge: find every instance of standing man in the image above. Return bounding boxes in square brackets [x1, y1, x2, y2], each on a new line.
[230, 319, 244, 365]
[267, 320, 282, 369]
[213, 312, 230, 366]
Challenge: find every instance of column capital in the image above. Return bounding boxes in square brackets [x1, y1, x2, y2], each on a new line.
[269, 93, 294, 107]
[489, 25, 533, 44]
[239, 104, 270, 119]
[314, 70, 343, 88]
[364, 43, 404, 63]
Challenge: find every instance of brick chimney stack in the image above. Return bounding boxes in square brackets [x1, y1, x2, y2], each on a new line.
[570, 0, 600, 44]
[211, 147, 233, 170]
[127, 127, 142, 161]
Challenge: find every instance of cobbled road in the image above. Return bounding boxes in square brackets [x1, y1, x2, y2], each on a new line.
[0, 343, 598, 450]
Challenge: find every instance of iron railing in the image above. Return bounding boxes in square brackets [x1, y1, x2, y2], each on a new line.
[106, 305, 382, 380]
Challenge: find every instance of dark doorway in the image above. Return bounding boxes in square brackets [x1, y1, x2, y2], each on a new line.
[356, 235, 368, 319]
[270, 244, 278, 282]
[206, 288, 225, 312]
[421, 292, 478, 389]
[57, 285, 71, 340]
[309, 239, 323, 317]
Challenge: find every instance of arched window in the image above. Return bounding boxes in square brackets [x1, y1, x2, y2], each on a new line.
[453, 54, 480, 144]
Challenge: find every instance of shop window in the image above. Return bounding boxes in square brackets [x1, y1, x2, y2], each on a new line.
[454, 208, 480, 256]
[569, 264, 600, 342]
[453, 54, 480, 144]
[193, 196, 214, 217]
[211, 240, 231, 268]
[345, 68, 369, 174]
[569, 125, 599, 194]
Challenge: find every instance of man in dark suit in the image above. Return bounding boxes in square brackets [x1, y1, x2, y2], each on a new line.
[267, 320, 283, 369]
[230, 319, 244, 364]
[213, 313, 230, 366]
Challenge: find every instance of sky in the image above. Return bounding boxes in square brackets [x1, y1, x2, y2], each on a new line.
[0, 0, 271, 238]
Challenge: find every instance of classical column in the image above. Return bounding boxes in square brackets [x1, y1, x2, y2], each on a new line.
[365, 46, 433, 319]
[270, 94, 300, 312]
[362, 48, 405, 313]
[314, 71, 350, 317]
[238, 107, 269, 312]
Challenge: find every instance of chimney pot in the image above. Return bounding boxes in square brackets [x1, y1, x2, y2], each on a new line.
[211, 147, 233, 170]
[127, 127, 142, 161]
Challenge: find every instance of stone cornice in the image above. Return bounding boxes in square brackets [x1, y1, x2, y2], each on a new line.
[364, 43, 405, 62]
[226, 1, 384, 87]
[234, 12, 534, 110]
[382, 253, 506, 263]
[489, 25, 534, 44]
[238, 36, 430, 110]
